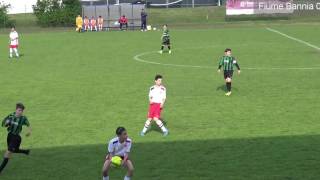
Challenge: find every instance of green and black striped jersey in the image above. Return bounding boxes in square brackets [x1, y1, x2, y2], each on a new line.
[218, 56, 240, 71]
[2, 112, 30, 135]
[162, 29, 169, 37]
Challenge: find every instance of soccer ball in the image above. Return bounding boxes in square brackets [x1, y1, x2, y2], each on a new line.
[153, 27, 157, 31]
[114, 21, 120, 26]
[111, 156, 122, 167]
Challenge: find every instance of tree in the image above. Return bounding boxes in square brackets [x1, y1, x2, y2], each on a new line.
[33, 0, 81, 27]
[0, 2, 14, 28]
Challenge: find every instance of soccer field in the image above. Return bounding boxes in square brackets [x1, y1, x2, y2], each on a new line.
[0, 24, 319, 180]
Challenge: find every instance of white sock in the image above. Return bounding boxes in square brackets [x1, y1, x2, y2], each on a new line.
[103, 176, 109, 180]
[124, 176, 131, 180]
[155, 120, 167, 132]
[142, 119, 151, 133]
[9, 48, 13, 57]
[14, 48, 19, 57]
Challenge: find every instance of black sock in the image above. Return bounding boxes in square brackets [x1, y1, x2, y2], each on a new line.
[15, 149, 30, 155]
[168, 46, 171, 50]
[226, 82, 231, 92]
[0, 158, 9, 173]
[161, 46, 164, 50]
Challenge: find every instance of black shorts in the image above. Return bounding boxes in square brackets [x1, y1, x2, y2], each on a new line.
[224, 70, 234, 79]
[162, 37, 170, 45]
[7, 133, 21, 152]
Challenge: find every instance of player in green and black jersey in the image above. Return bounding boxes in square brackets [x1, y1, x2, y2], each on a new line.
[160, 24, 171, 54]
[0, 103, 32, 174]
[218, 48, 241, 96]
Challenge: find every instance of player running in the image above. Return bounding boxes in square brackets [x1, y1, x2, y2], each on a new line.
[98, 16, 104, 31]
[102, 127, 133, 180]
[9, 27, 19, 58]
[217, 48, 241, 96]
[160, 24, 171, 54]
[140, 75, 169, 136]
[0, 103, 32, 174]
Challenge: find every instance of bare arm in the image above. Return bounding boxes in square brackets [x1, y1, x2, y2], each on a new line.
[26, 126, 32, 137]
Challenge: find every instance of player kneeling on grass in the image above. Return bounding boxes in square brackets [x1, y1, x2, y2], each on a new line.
[217, 48, 241, 96]
[9, 27, 19, 58]
[0, 103, 31, 174]
[76, 15, 83, 33]
[160, 24, 171, 54]
[140, 75, 169, 136]
[102, 127, 133, 180]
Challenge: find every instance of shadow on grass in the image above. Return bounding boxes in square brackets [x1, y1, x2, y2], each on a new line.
[0, 134, 319, 180]
[148, 119, 168, 134]
[216, 84, 238, 93]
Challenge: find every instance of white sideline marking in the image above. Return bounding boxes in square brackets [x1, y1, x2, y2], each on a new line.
[266, 27, 320, 51]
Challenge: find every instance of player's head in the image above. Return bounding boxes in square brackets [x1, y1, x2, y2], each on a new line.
[11, 27, 15, 32]
[77, 15, 80, 17]
[85, 16, 87, 18]
[99, 15, 102, 18]
[116, 127, 128, 141]
[163, 24, 167, 29]
[224, 48, 232, 56]
[154, 74, 163, 86]
[122, 15, 126, 17]
[16, 103, 25, 117]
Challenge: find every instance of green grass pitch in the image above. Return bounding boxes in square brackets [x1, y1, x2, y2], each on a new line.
[0, 24, 319, 180]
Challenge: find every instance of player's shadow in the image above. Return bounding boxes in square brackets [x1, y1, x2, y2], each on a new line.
[216, 84, 238, 92]
[148, 119, 168, 134]
[0, 134, 319, 179]
[216, 84, 227, 92]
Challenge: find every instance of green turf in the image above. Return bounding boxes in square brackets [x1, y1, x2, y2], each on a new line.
[0, 23, 319, 180]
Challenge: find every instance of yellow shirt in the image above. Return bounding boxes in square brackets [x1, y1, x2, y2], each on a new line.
[76, 17, 83, 26]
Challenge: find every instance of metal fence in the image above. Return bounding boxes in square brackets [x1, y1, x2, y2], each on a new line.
[82, 4, 145, 29]
[81, 0, 219, 8]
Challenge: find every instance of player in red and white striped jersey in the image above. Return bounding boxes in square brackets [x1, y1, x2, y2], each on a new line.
[140, 75, 169, 136]
[9, 27, 19, 58]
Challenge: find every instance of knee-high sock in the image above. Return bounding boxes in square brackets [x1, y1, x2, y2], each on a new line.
[0, 157, 9, 173]
[155, 119, 167, 132]
[168, 45, 171, 50]
[15, 149, 29, 155]
[103, 176, 109, 180]
[13, 48, 19, 57]
[124, 176, 131, 180]
[161, 45, 164, 50]
[9, 48, 13, 57]
[226, 82, 231, 92]
[142, 119, 151, 133]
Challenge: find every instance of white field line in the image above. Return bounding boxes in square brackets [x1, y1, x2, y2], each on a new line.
[266, 27, 320, 51]
[133, 43, 320, 70]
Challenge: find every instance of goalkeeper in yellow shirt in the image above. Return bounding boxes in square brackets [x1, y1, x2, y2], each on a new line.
[76, 15, 83, 33]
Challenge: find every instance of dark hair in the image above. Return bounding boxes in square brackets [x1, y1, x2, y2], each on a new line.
[225, 48, 231, 52]
[116, 127, 126, 135]
[16, 103, 25, 110]
[155, 74, 163, 81]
